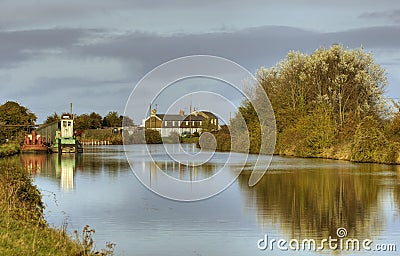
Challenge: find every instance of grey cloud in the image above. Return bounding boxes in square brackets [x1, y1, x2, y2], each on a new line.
[0, 4, 91, 29]
[75, 26, 316, 73]
[0, 28, 102, 68]
[4, 24, 400, 122]
[325, 26, 400, 48]
[359, 9, 400, 23]
[29, 77, 130, 97]
[74, 25, 400, 73]
[2, 0, 399, 31]
[13, 76, 132, 120]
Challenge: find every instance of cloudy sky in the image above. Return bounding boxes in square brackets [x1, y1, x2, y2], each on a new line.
[1, 0, 400, 123]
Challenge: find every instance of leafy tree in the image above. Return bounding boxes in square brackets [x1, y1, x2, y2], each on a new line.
[89, 112, 102, 129]
[257, 45, 387, 128]
[103, 111, 122, 127]
[74, 112, 103, 130]
[385, 101, 400, 142]
[74, 114, 91, 130]
[351, 116, 388, 163]
[0, 101, 36, 143]
[122, 116, 134, 127]
[44, 112, 59, 124]
[231, 45, 387, 157]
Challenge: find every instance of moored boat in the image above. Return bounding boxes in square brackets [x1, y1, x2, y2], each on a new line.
[21, 130, 51, 153]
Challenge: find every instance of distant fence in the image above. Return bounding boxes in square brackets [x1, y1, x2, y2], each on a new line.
[80, 139, 111, 146]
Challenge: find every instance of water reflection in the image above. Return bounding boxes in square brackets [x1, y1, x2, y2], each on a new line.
[1, 146, 400, 255]
[22, 153, 47, 175]
[238, 158, 400, 241]
[148, 161, 218, 181]
[20, 153, 79, 192]
[395, 167, 400, 212]
[59, 154, 75, 191]
[137, 144, 224, 182]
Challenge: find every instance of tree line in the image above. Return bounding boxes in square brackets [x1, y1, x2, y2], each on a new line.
[44, 111, 133, 130]
[0, 101, 134, 144]
[227, 45, 400, 164]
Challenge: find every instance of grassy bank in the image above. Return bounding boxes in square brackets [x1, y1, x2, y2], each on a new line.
[79, 128, 123, 145]
[212, 115, 400, 164]
[180, 137, 199, 144]
[0, 158, 113, 255]
[0, 143, 20, 157]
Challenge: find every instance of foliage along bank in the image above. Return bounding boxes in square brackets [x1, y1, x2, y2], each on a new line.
[0, 157, 115, 255]
[0, 143, 20, 157]
[226, 45, 400, 164]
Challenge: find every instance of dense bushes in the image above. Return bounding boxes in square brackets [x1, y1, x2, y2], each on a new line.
[218, 45, 400, 164]
[0, 143, 20, 157]
[0, 160, 44, 224]
[145, 129, 162, 144]
[351, 116, 400, 164]
[351, 116, 388, 163]
[278, 107, 337, 157]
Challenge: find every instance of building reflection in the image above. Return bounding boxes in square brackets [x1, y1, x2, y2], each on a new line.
[237, 162, 394, 240]
[58, 154, 76, 191]
[22, 153, 48, 175]
[20, 153, 78, 192]
[144, 160, 218, 182]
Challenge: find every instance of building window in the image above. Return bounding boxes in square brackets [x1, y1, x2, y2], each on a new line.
[192, 121, 195, 126]
[172, 121, 175, 126]
[200, 121, 202, 126]
[186, 121, 189, 126]
[164, 121, 168, 127]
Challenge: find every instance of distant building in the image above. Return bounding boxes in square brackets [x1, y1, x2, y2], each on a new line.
[142, 108, 219, 137]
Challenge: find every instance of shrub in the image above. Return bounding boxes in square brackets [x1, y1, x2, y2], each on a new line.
[351, 116, 388, 163]
[145, 129, 162, 144]
[279, 107, 336, 157]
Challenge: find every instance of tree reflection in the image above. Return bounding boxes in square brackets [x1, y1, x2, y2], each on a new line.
[395, 167, 400, 212]
[238, 161, 386, 239]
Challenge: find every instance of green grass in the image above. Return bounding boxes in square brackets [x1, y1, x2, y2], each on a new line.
[79, 128, 122, 145]
[0, 160, 114, 256]
[180, 137, 199, 144]
[0, 143, 20, 157]
[0, 217, 84, 256]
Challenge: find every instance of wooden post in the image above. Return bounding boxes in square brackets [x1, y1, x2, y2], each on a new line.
[58, 138, 61, 155]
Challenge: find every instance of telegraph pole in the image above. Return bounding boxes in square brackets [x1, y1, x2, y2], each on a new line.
[149, 103, 152, 129]
[189, 102, 192, 134]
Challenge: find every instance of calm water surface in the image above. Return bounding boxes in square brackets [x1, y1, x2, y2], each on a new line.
[14, 145, 400, 255]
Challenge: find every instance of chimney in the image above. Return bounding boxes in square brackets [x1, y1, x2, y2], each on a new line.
[179, 109, 185, 116]
[193, 107, 198, 116]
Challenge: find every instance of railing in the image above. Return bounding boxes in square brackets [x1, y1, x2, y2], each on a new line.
[80, 140, 111, 146]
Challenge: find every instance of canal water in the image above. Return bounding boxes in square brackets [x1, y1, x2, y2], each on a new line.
[13, 145, 400, 255]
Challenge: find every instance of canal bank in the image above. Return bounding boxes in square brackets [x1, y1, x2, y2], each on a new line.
[21, 145, 400, 255]
[0, 156, 113, 255]
[0, 143, 20, 157]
